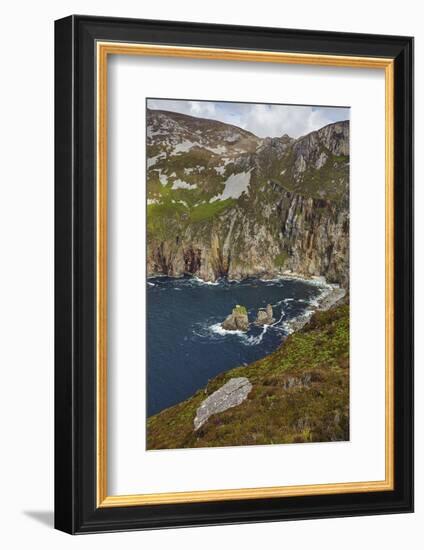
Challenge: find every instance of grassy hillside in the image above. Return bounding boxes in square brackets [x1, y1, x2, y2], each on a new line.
[147, 304, 349, 449]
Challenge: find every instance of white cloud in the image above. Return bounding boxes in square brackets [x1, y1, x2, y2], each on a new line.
[147, 99, 349, 139]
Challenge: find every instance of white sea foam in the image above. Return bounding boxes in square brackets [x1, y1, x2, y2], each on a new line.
[282, 280, 342, 334]
[243, 326, 268, 346]
[209, 323, 244, 337]
[193, 276, 220, 286]
[207, 312, 286, 347]
[271, 312, 285, 327]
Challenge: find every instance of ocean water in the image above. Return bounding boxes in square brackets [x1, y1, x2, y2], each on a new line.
[146, 276, 323, 417]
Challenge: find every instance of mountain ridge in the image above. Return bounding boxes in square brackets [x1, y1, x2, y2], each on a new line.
[146, 108, 349, 287]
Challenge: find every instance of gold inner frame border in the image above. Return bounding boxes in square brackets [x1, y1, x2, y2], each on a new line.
[96, 42, 394, 508]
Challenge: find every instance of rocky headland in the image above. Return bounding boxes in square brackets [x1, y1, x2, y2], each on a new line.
[147, 109, 349, 289]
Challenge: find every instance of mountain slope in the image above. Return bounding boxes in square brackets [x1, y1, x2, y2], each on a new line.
[147, 304, 349, 448]
[146, 109, 350, 287]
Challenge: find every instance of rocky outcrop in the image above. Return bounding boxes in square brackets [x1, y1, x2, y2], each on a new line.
[222, 305, 249, 332]
[317, 287, 346, 311]
[276, 191, 349, 288]
[255, 304, 274, 325]
[194, 377, 252, 430]
[147, 109, 350, 288]
[284, 285, 346, 333]
[282, 373, 313, 391]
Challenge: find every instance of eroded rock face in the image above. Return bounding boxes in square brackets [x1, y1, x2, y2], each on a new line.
[147, 109, 350, 288]
[194, 377, 252, 430]
[221, 306, 249, 332]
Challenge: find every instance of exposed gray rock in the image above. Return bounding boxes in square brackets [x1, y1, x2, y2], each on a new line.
[194, 377, 252, 430]
[283, 373, 312, 390]
[146, 109, 350, 289]
[284, 285, 347, 334]
[255, 304, 275, 325]
[222, 306, 249, 332]
[317, 287, 346, 311]
[285, 311, 314, 333]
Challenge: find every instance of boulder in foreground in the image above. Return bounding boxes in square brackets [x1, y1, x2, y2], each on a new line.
[194, 377, 252, 430]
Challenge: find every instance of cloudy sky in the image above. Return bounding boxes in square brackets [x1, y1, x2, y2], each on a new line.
[147, 99, 350, 139]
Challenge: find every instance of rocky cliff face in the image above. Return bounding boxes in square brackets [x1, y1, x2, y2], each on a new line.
[146, 109, 349, 287]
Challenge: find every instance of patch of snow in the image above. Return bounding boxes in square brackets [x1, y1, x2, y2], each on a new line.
[147, 153, 164, 168]
[173, 140, 196, 154]
[171, 179, 197, 190]
[148, 129, 165, 137]
[220, 170, 252, 200]
[224, 133, 240, 143]
[159, 173, 168, 186]
[209, 169, 252, 202]
[206, 145, 227, 155]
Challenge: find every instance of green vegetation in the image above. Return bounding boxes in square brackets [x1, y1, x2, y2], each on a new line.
[189, 198, 236, 223]
[274, 251, 288, 268]
[234, 304, 247, 315]
[274, 146, 349, 201]
[146, 197, 237, 244]
[148, 148, 226, 203]
[146, 202, 188, 241]
[147, 304, 349, 449]
[296, 153, 348, 201]
[145, 111, 349, 283]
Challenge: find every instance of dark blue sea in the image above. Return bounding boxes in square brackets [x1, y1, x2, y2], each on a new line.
[147, 276, 323, 417]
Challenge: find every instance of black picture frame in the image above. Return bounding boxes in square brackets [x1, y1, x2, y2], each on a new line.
[55, 15, 414, 534]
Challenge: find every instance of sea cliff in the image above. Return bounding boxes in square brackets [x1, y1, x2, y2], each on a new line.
[147, 109, 349, 288]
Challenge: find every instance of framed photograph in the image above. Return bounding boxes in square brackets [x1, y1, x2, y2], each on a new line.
[54, 15, 413, 533]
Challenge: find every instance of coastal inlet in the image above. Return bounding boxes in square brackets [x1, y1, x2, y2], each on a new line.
[146, 276, 329, 417]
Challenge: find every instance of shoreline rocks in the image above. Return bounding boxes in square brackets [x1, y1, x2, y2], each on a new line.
[284, 285, 347, 334]
[316, 286, 346, 311]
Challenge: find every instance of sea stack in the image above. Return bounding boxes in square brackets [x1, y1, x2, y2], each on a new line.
[255, 304, 275, 325]
[222, 305, 249, 332]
